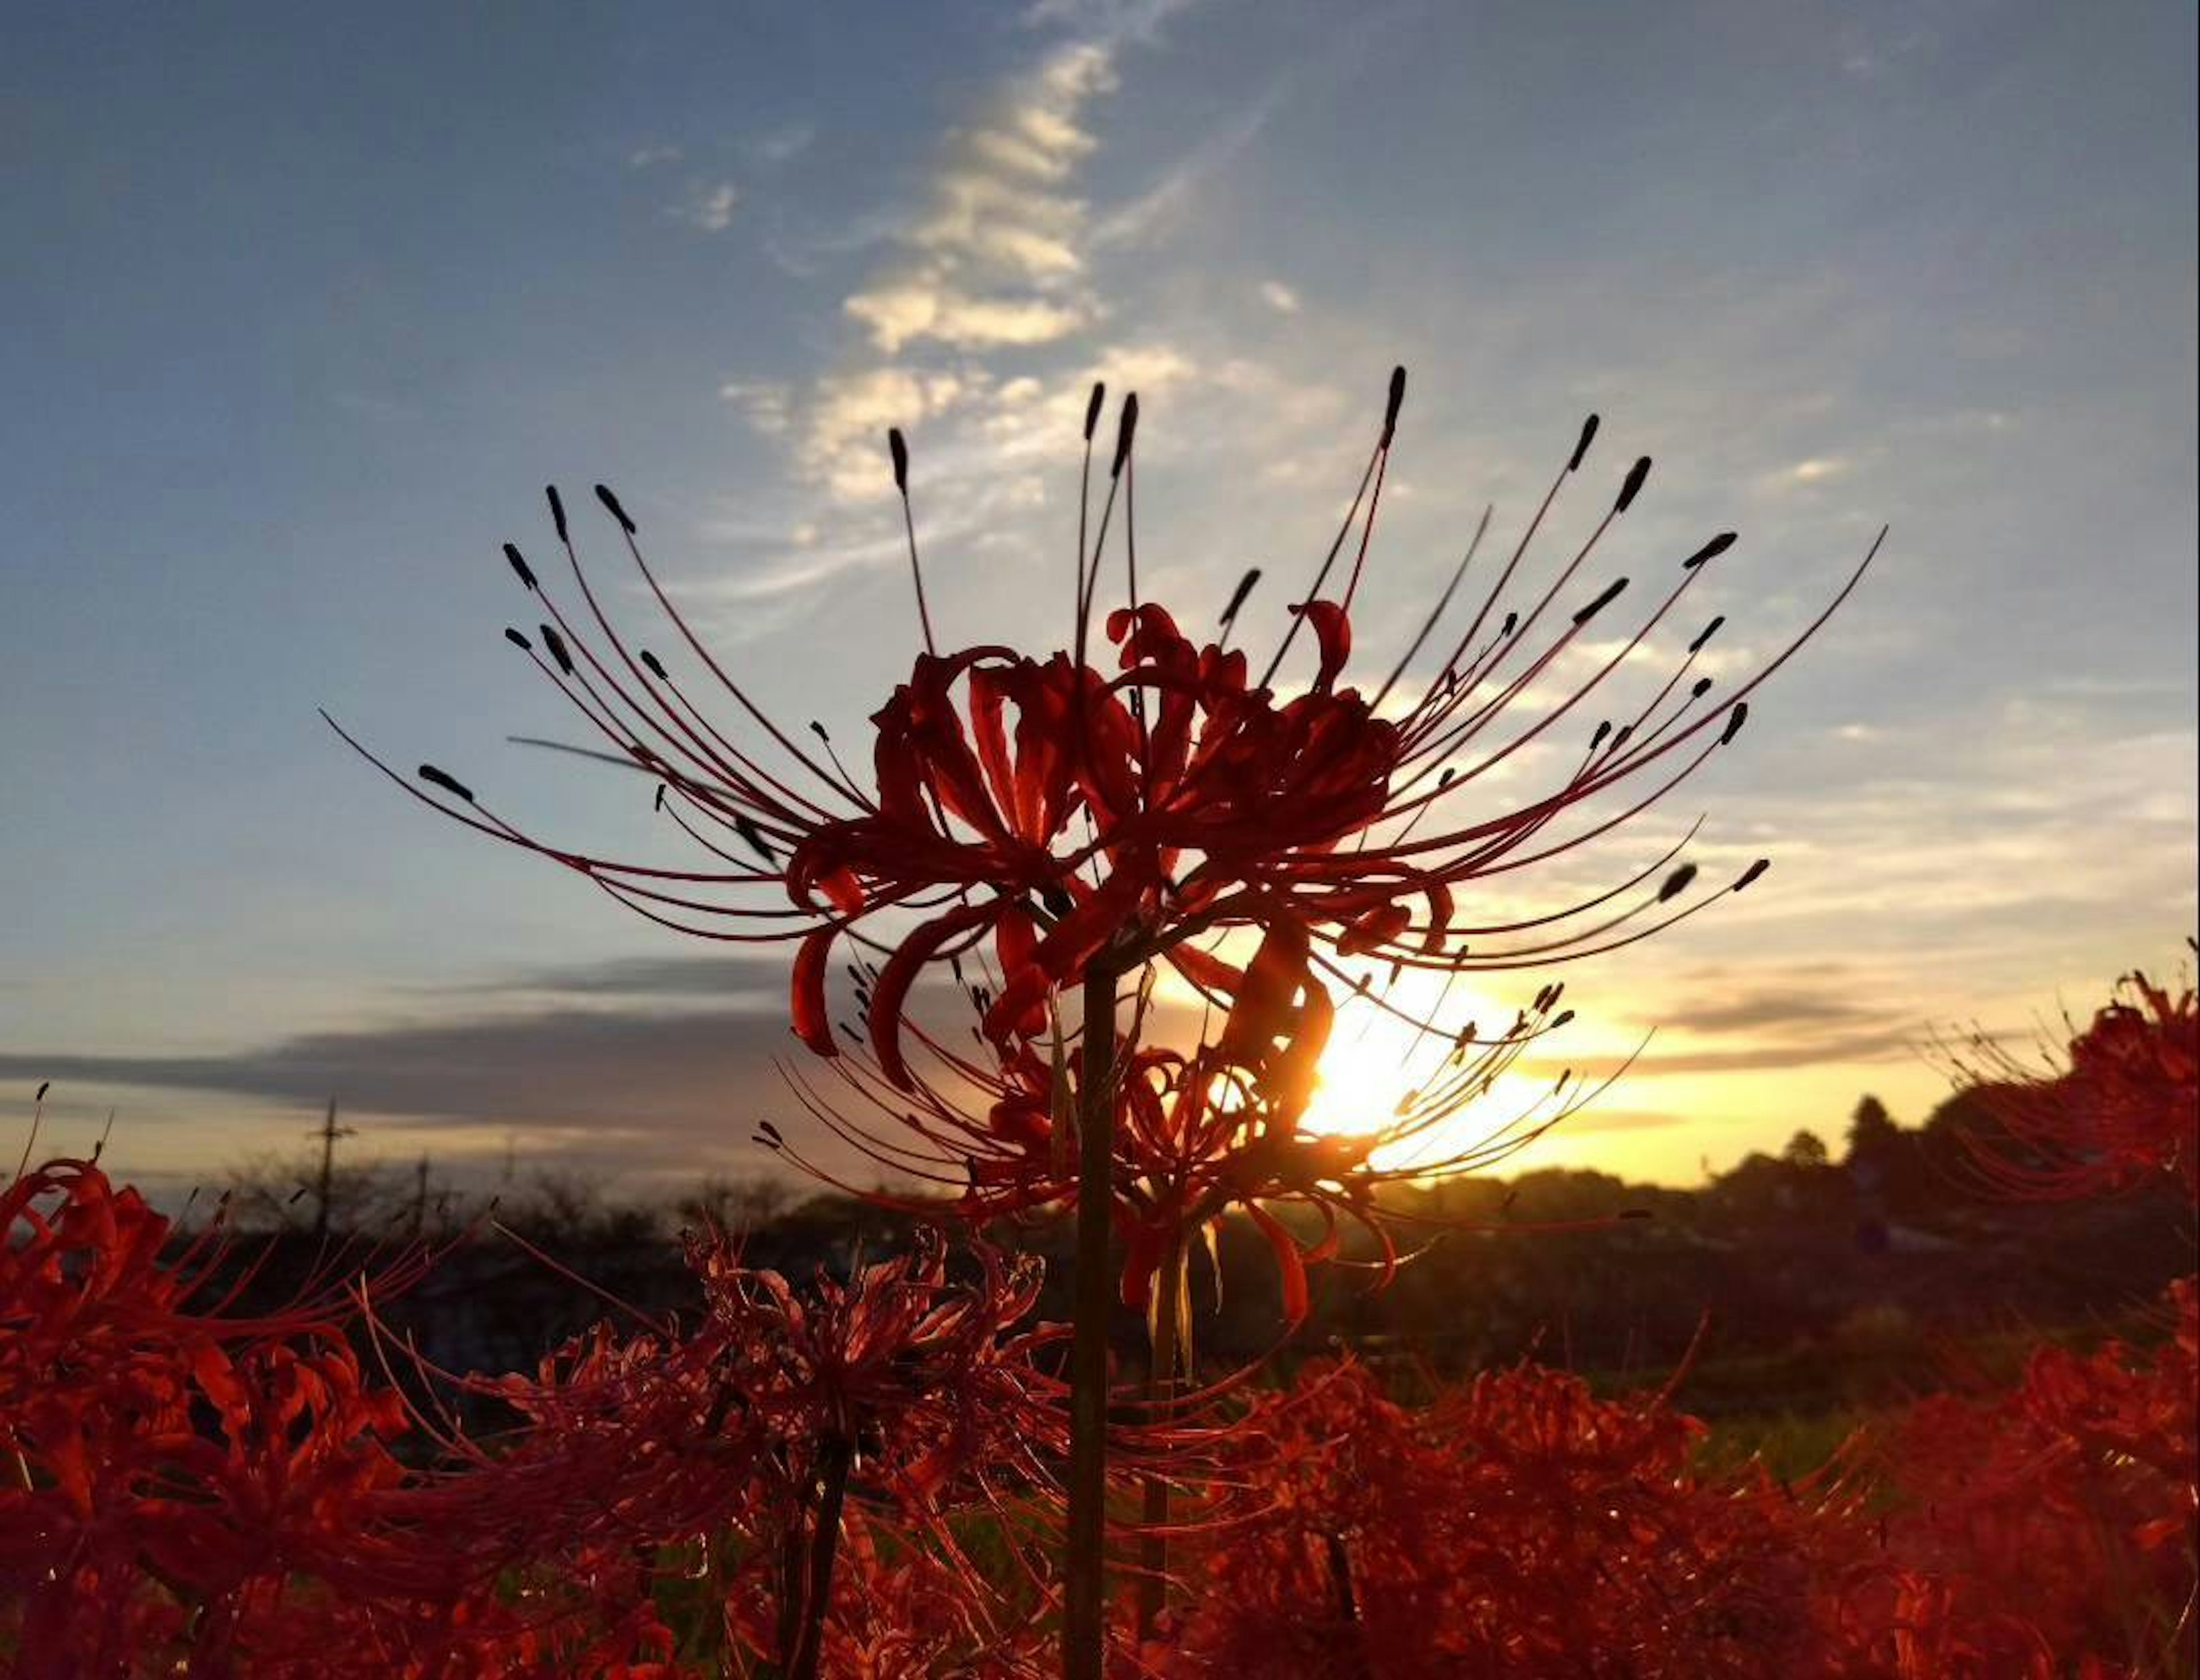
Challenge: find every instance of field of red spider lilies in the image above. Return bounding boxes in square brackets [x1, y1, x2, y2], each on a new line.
[7, 376, 2195, 1678]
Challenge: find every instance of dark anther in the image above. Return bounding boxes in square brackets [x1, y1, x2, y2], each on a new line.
[1615, 455, 1652, 513]
[1574, 577, 1629, 625]
[1221, 568, 1261, 625]
[418, 765, 475, 804]
[1380, 365, 1407, 447]
[1083, 381, 1106, 442]
[1500, 611, 1519, 637]
[1683, 532, 1737, 569]
[653, 786, 666, 812]
[504, 628, 531, 651]
[540, 625, 574, 676]
[1111, 392, 1140, 478]
[640, 650, 667, 679]
[594, 484, 637, 535]
[1720, 702, 1750, 746]
[1690, 615, 1725, 654]
[1691, 676, 1714, 699]
[1568, 414, 1600, 473]
[1551, 1009, 1574, 1029]
[545, 485, 568, 542]
[733, 815, 775, 863]
[1734, 857, 1772, 892]
[889, 427, 909, 493]
[502, 542, 539, 591]
[1659, 863, 1699, 902]
[1592, 721, 1613, 749]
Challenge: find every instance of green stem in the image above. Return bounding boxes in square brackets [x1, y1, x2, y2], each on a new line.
[1136, 1236, 1187, 1643]
[1062, 963, 1119, 1680]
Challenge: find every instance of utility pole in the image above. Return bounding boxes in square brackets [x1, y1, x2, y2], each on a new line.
[308, 1099, 355, 1242]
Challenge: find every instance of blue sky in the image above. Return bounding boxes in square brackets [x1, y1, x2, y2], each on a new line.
[4, 0, 2194, 1198]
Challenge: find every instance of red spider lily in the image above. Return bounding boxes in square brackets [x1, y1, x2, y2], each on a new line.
[2, 1156, 419, 1679]
[1944, 969, 2198, 1205]
[328, 368, 1876, 1100]
[1163, 1356, 1833, 1679]
[363, 1225, 1234, 1678]
[381, 1228, 1065, 1557]
[1822, 1276, 2198, 1679]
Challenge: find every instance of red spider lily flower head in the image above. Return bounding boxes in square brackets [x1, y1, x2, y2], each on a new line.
[331, 369, 1877, 1109]
[2, 1154, 418, 1675]
[1831, 1273, 2199, 1677]
[381, 1222, 1242, 1568]
[362, 1225, 1244, 1670]
[1943, 967, 2198, 1204]
[378, 1227, 1068, 1571]
[1166, 1356, 1830, 1679]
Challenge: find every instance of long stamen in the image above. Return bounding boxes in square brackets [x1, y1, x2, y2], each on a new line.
[889, 427, 936, 656]
[1074, 381, 1104, 651]
[1339, 365, 1408, 613]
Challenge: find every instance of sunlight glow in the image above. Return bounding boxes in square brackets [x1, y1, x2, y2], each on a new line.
[1301, 974, 1561, 1176]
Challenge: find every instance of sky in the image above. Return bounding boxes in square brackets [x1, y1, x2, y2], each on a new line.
[3, 0, 2195, 1204]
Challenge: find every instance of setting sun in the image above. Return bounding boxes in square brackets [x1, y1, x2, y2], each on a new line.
[1298, 974, 1567, 1173]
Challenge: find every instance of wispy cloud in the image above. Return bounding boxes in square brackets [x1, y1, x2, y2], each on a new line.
[689, 5, 1213, 616]
[674, 180, 741, 233]
[840, 40, 1118, 356]
[628, 143, 684, 169]
[1089, 78, 1284, 250]
[719, 379, 793, 434]
[751, 122, 815, 166]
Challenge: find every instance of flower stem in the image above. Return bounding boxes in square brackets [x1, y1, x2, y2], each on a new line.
[786, 1435, 852, 1680]
[1136, 1234, 1187, 1644]
[1063, 963, 1119, 1680]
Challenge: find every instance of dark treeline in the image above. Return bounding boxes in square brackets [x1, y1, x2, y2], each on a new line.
[206, 1087, 2193, 1425]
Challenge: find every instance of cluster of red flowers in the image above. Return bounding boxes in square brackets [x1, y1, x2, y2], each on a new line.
[1, 1155, 413, 1677]
[6, 1093, 2195, 1675]
[1948, 970, 2198, 1204]
[1821, 1275, 2198, 1678]
[1165, 1356, 1828, 1679]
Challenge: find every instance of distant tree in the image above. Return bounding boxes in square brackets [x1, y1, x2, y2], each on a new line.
[1783, 1130, 1832, 1170]
[1842, 1093, 1946, 1222]
[1845, 1096, 1900, 1164]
